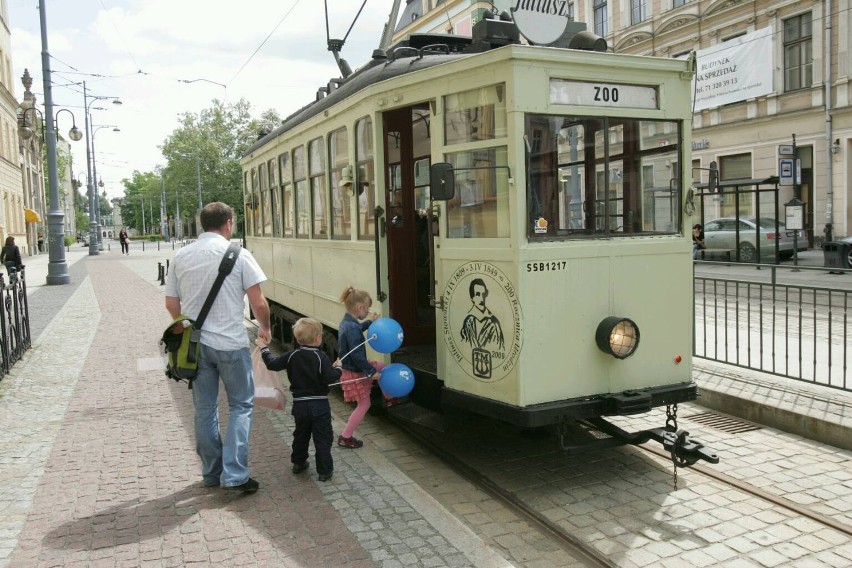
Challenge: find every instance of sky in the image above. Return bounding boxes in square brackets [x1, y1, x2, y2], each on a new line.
[10, 0, 393, 200]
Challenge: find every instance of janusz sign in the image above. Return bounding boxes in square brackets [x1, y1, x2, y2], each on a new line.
[512, 0, 572, 45]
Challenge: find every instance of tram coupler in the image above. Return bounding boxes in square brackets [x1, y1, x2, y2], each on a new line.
[578, 417, 719, 466]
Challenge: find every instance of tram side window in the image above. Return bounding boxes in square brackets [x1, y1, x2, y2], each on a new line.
[329, 128, 350, 240]
[445, 147, 510, 238]
[268, 159, 280, 237]
[250, 168, 260, 237]
[309, 138, 327, 239]
[280, 152, 294, 237]
[444, 85, 506, 145]
[259, 162, 271, 236]
[356, 117, 375, 240]
[294, 146, 309, 238]
[243, 171, 253, 237]
[526, 114, 682, 239]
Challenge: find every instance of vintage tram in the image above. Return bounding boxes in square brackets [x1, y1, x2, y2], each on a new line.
[241, 16, 716, 465]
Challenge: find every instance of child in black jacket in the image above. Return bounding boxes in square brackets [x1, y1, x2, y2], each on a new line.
[256, 318, 342, 482]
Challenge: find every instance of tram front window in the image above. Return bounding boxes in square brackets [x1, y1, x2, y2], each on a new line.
[526, 115, 682, 239]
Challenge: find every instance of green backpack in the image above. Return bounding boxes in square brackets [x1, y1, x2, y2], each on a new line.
[160, 243, 241, 388]
[162, 316, 200, 384]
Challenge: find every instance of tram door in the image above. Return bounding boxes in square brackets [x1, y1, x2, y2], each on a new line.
[383, 105, 435, 345]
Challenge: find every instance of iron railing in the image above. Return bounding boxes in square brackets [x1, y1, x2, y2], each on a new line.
[694, 264, 850, 392]
[0, 267, 31, 380]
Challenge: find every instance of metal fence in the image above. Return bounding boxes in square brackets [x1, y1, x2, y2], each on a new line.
[694, 265, 850, 392]
[0, 267, 31, 380]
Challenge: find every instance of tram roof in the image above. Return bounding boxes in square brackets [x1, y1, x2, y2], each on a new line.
[243, 49, 475, 158]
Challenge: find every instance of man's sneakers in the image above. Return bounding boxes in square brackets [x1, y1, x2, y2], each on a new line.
[223, 477, 260, 494]
[318, 471, 334, 482]
[337, 435, 363, 449]
[292, 462, 309, 474]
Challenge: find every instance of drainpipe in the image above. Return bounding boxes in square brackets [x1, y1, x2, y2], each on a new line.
[825, 0, 833, 226]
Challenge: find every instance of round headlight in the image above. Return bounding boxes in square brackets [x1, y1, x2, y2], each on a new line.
[596, 317, 640, 359]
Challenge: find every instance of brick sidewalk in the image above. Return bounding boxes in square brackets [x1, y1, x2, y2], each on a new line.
[3, 256, 374, 567]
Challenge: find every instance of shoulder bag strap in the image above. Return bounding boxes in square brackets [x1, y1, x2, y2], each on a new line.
[194, 242, 242, 330]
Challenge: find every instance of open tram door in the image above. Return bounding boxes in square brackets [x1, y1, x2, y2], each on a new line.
[382, 105, 437, 358]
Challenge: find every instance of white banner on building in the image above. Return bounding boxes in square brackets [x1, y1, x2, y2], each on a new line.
[692, 27, 773, 111]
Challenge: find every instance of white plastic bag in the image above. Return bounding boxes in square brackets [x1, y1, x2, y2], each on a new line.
[251, 347, 287, 410]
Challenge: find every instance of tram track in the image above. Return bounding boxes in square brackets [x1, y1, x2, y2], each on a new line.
[639, 443, 852, 538]
[389, 415, 614, 568]
[387, 408, 852, 567]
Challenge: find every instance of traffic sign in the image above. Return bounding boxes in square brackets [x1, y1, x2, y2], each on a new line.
[779, 158, 794, 186]
[778, 145, 794, 156]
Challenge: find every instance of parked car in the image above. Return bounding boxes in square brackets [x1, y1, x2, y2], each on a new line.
[701, 217, 808, 262]
[836, 235, 852, 268]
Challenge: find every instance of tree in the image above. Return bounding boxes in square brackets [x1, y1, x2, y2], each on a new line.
[121, 171, 163, 234]
[160, 98, 280, 226]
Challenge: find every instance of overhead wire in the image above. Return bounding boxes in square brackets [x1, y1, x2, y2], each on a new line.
[226, 0, 304, 86]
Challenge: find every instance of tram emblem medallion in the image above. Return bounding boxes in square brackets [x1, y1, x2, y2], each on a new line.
[442, 262, 523, 382]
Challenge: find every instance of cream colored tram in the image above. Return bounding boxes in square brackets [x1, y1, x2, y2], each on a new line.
[243, 19, 715, 461]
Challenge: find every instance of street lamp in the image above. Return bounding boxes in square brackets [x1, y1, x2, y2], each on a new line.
[81, 80, 121, 255]
[23, 2, 86, 284]
[91, 123, 120, 249]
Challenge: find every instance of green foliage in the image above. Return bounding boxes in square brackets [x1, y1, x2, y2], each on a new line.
[116, 99, 280, 234]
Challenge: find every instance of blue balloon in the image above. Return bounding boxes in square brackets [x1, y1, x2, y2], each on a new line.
[378, 363, 415, 398]
[367, 317, 404, 354]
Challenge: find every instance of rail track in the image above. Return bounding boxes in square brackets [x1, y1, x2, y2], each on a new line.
[385, 405, 852, 567]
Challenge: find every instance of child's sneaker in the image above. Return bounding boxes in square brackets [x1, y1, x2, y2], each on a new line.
[337, 435, 363, 448]
[384, 396, 407, 408]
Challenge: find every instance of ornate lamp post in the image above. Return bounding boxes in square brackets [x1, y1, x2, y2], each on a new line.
[20, 2, 86, 284]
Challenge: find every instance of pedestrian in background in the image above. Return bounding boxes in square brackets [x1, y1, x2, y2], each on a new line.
[165, 202, 271, 493]
[118, 228, 130, 255]
[692, 223, 705, 260]
[1, 236, 23, 275]
[256, 318, 342, 482]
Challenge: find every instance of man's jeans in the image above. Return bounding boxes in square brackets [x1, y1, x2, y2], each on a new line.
[192, 344, 254, 487]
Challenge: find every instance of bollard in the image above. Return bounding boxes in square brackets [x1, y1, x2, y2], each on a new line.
[166, 259, 170, 275]
[158, 263, 165, 285]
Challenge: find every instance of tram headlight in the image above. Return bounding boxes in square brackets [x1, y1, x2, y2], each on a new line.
[596, 317, 640, 359]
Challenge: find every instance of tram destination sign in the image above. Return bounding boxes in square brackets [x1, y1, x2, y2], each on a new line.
[550, 80, 658, 109]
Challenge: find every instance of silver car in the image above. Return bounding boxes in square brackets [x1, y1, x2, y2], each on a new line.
[834, 235, 852, 268]
[701, 217, 808, 262]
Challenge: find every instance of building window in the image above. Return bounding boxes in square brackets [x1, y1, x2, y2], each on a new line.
[672, 0, 693, 7]
[784, 13, 812, 92]
[594, 0, 608, 36]
[631, 0, 647, 25]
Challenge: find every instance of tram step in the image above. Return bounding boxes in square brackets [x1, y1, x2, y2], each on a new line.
[387, 402, 447, 432]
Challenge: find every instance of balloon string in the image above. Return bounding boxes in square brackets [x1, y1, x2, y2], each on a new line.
[328, 375, 372, 387]
[338, 334, 376, 361]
